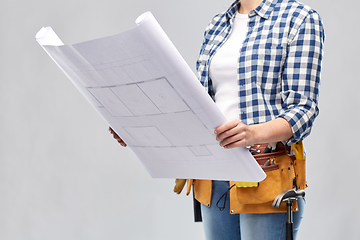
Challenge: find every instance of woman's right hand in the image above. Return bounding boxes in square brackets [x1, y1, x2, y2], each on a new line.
[108, 127, 127, 147]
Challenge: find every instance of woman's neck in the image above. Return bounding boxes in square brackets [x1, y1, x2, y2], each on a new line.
[238, 0, 263, 14]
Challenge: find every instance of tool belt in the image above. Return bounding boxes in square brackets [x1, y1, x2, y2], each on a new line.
[232, 142, 307, 205]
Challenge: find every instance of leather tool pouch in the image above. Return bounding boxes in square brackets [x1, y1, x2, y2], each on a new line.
[293, 157, 307, 189]
[234, 152, 297, 205]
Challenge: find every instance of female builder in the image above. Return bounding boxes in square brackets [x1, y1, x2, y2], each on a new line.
[110, 0, 324, 239]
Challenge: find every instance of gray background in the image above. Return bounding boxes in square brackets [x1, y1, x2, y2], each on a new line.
[1, 0, 358, 239]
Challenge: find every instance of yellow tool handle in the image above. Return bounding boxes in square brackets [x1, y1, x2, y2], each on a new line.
[173, 179, 187, 194]
[292, 141, 304, 160]
[234, 181, 259, 188]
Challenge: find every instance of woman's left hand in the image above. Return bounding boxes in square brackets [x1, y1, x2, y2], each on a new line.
[214, 120, 256, 149]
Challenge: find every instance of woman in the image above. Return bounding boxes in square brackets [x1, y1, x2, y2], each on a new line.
[190, 0, 324, 239]
[110, 0, 324, 239]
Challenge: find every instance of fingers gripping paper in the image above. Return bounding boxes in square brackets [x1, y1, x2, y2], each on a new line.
[35, 12, 266, 182]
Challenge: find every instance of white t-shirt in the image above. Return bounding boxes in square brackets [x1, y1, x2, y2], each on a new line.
[209, 12, 249, 121]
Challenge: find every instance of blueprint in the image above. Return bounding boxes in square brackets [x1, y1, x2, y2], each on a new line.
[35, 12, 266, 182]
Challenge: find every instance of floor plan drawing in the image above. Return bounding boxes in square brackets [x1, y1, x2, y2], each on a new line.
[36, 12, 266, 182]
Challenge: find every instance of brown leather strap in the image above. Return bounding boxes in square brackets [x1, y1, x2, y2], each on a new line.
[250, 142, 290, 155]
[251, 142, 291, 166]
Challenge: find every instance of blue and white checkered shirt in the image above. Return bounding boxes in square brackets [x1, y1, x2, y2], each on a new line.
[196, 0, 325, 146]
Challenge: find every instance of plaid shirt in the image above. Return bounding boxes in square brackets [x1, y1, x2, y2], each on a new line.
[196, 0, 325, 146]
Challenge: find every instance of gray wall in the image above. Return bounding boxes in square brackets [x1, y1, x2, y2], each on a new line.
[0, 0, 358, 239]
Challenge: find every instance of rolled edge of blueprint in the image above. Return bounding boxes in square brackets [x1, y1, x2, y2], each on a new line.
[135, 11, 152, 25]
[35, 26, 64, 46]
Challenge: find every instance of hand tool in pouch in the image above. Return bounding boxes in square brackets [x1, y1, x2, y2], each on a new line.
[272, 141, 305, 240]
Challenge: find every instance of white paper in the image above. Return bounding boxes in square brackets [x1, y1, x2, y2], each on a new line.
[36, 12, 266, 182]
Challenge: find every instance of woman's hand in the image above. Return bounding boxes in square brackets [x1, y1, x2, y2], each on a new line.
[214, 118, 293, 149]
[214, 120, 256, 149]
[108, 127, 127, 147]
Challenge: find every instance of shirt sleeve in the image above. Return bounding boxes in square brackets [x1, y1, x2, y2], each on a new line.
[278, 11, 325, 146]
[196, 13, 222, 88]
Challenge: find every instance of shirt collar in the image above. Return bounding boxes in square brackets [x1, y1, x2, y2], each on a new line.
[226, 0, 278, 20]
[225, 0, 241, 19]
[252, 0, 278, 19]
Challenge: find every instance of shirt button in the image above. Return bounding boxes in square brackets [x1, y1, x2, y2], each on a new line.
[231, 210, 234, 214]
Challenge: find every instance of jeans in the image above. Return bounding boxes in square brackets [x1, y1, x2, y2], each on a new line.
[201, 181, 305, 240]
